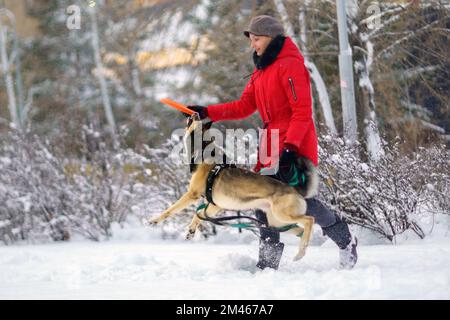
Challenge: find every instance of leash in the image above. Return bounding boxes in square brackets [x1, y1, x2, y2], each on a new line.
[195, 203, 304, 238]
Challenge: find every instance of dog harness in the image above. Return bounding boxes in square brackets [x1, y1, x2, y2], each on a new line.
[205, 163, 234, 205]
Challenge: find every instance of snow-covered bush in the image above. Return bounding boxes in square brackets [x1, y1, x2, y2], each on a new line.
[60, 125, 154, 241]
[410, 145, 450, 222]
[0, 129, 71, 244]
[318, 134, 449, 241]
[0, 126, 155, 244]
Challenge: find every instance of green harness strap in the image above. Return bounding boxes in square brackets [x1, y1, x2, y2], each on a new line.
[196, 202, 209, 212]
[288, 164, 306, 187]
[257, 164, 307, 188]
[274, 223, 304, 237]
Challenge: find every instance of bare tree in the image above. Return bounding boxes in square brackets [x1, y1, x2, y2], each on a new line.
[274, 0, 337, 134]
[0, 9, 20, 129]
[87, 2, 116, 136]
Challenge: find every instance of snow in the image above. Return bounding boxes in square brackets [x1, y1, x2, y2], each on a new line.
[0, 157, 11, 165]
[1, 227, 449, 300]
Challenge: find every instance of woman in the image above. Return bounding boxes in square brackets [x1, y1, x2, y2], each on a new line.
[188, 15, 357, 270]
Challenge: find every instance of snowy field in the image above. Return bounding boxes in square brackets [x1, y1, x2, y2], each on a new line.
[1, 224, 449, 300]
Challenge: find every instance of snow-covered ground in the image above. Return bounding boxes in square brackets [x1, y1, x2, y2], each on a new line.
[1, 223, 449, 300]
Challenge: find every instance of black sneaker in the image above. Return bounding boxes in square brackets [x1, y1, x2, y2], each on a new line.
[339, 235, 358, 269]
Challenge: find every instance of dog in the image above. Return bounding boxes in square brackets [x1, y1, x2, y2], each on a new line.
[149, 115, 318, 261]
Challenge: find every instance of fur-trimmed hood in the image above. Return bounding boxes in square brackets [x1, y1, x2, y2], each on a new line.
[253, 35, 286, 70]
[297, 157, 319, 199]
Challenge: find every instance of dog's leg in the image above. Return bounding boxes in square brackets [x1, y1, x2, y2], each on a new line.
[293, 216, 314, 261]
[271, 194, 314, 261]
[149, 191, 200, 225]
[186, 204, 222, 240]
[288, 226, 305, 238]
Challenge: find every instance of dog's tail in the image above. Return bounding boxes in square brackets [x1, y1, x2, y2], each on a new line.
[297, 157, 319, 199]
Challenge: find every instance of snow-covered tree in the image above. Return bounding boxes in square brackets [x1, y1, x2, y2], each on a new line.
[274, 0, 337, 134]
[269, 0, 449, 157]
[0, 9, 20, 129]
[87, 1, 116, 136]
[346, 0, 449, 159]
[318, 133, 449, 241]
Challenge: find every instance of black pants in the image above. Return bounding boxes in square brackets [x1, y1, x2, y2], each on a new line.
[304, 198, 338, 227]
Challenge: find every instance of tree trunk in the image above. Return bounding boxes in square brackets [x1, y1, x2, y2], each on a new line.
[299, 2, 337, 134]
[88, 6, 116, 136]
[273, 0, 337, 134]
[0, 24, 20, 129]
[352, 33, 384, 161]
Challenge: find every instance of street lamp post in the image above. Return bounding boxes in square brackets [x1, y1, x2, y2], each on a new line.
[336, 0, 358, 144]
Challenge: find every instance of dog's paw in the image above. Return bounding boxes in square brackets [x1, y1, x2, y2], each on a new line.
[293, 253, 304, 261]
[146, 217, 160, 226]
[293, 250, 306, 261]
[185, 230, 196, 240]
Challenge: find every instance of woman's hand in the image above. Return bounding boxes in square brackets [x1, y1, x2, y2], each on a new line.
[277, 143, 305, 187]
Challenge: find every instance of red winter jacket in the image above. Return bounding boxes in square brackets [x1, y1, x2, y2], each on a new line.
[207, 37, 318, 172]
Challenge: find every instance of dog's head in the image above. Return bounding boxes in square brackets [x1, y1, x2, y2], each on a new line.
[184, 114, 213, 172]
[184, 113, 213, 140]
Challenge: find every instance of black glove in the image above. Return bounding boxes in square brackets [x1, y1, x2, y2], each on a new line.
[277, 144, 305, 187]
[185, 105, 208, 120]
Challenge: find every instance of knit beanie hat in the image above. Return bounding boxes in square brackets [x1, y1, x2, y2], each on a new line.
[243, 15, 285, 38]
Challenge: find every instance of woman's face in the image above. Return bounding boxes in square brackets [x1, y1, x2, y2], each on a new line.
[249, 34, 272, 56]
